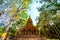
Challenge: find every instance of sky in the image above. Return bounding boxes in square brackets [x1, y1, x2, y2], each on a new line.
[28, 0, 60, 26]
[27, 0, 43, 26]
[0, 0, 43, 26]
[0, 0, 60, 26]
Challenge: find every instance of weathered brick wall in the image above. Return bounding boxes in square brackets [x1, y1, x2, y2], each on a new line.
[6, 35, 45, 40]
[13, 35, 45, 40]
[14, 38, 44, 40]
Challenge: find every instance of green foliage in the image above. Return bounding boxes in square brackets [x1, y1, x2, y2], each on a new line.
[37, 0, 60, 39]
[38, 0, 60, 11]
[2, 0, 32, 37]
[0, 0, 4, 5]
[0, 27, 4, 35]
[22, 0, 32, 8]
[8, 10, 28, 36]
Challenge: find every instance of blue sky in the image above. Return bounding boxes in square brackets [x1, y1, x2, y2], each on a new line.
[27, 0, 60, 26]
[0, 0, 43, 26]
[0, 0, 60, 26]
[27, 0, 43, 26]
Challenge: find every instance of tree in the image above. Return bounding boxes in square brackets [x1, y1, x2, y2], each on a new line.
[0, 0, 4, 5]
[0, 0, 32, 40]
[8, 10, 28, 37]
[37, 0, 60, 39]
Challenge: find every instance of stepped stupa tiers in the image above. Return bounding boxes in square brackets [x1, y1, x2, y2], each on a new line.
[7, 17, 44, 40]
[15, 17, 39, 37]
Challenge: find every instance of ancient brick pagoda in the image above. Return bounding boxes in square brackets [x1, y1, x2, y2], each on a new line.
[7, 17, 44, 40]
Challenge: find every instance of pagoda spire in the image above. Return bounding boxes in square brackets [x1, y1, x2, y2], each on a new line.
[26, 16, 33, 26]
